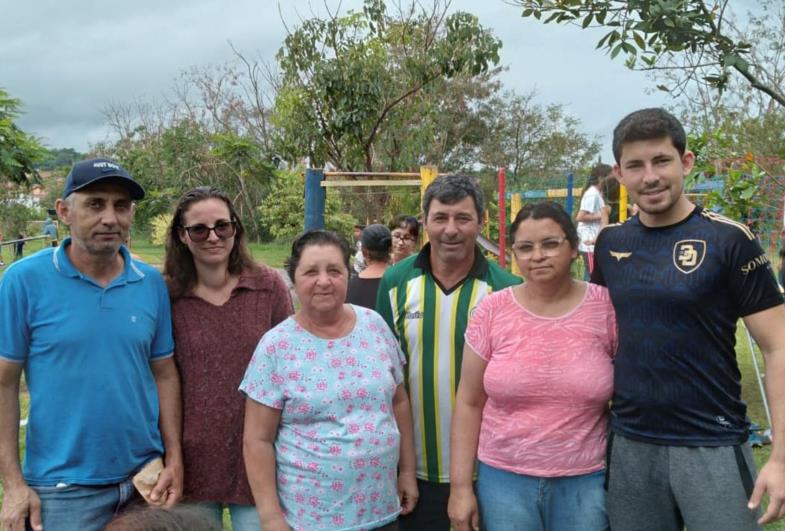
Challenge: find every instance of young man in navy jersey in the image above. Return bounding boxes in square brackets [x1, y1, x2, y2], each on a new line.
[592, 108, 785, 530]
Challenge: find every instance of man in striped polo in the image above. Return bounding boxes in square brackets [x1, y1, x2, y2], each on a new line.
[376, 175, 520, 530]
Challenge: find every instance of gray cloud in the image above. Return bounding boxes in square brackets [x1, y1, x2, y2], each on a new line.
[2, 0, 668, 161]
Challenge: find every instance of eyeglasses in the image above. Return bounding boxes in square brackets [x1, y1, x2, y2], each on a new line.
[392, 234, 415, 243]
[183, 220, 237, 242]
[512, 237, 568, 259]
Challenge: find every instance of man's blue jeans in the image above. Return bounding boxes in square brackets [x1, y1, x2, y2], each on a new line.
[476, 461, 608, 531]
[30, 478, 136, 531]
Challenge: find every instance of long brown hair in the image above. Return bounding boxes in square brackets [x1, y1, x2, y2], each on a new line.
[163, 186, 258, 299]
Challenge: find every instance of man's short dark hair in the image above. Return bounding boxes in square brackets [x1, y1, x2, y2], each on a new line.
[422, 175, 484, 220]
[612, 108, 687, 163]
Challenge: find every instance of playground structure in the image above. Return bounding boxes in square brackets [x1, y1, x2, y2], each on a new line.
[303, 167, 785, 264]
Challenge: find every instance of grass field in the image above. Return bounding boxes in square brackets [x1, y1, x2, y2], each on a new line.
[0, 241, 784, 529]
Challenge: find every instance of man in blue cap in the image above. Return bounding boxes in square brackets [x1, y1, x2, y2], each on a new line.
[0, 158, 183, 531]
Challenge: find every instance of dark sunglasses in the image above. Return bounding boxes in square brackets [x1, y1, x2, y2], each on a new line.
[182, 220, 237, 242]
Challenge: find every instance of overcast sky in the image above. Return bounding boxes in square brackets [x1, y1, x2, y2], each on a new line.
[1, 0, 675, 163]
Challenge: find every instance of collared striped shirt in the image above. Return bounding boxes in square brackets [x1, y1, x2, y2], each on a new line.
[376, 245, 520, 482]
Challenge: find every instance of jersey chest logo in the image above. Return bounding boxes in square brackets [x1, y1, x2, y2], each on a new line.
[673, 239, 706, 274]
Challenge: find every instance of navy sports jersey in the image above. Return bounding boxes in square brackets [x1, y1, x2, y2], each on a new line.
[592, 207, 783, 446]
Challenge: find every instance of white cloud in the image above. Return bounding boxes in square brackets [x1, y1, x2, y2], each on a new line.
[2, 0, 669, 162]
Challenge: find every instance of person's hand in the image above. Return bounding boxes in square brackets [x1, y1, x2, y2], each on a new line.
[447, 485, 480, 531]
[397, 470, 419, 515]
[260, 512, 292, 531]
[0, 483, 42, 531]
[749, 458, 785, 524]
[148, 460, 183, 508]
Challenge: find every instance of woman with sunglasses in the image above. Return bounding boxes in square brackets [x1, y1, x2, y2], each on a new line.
[163, 186, 293, 531]
[448, 202, 617, 531]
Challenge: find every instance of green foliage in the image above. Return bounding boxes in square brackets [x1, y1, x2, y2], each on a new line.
[514, 0, 785, 108]
[685, 129, 765, 222]
[100, 119, 276, 240]
[0, 88, 46, 185]
[259, 169, 357, 241]
[38, 147, 84, 171]
[150, 214, 171, 246]
[272, 0, 503, 172]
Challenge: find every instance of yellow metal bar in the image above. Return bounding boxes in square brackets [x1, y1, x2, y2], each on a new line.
[420, 166, 439, 244]
[320, 179, 421, 187]
[619, 185, 628, 221]
[510, 193, 522, 277]
[324, 171, 422, 177]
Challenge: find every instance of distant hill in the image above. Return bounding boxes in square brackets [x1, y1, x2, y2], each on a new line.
[37, 148, 84, 171]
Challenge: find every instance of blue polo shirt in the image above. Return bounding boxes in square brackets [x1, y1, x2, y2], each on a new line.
[0, 239, 174, 485]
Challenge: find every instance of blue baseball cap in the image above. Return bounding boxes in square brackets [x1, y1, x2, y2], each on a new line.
[63, 158, 145, 200]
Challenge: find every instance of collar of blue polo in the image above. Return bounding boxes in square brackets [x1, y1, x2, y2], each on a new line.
[52, 237, 145, 284]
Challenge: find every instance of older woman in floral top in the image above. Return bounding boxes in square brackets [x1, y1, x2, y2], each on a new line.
[241, 230, 418, 531]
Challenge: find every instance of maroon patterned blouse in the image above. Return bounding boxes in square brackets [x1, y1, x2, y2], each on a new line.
[171, 266, 293, 504]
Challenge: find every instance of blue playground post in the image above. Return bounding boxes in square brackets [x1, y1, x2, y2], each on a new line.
[566, 173, 574, 216]
[304, 168, 325, 230]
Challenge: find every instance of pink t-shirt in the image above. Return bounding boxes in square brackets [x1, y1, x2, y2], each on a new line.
[464, 283, 617, 477]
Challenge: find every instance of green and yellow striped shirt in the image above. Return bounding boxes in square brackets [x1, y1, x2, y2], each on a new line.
[375, 245, 520, 482]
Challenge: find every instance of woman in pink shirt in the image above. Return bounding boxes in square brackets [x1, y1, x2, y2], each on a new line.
[448, 201, 617, 531]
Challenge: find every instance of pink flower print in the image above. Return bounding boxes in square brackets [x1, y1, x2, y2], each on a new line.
[341, 389, 352, 400]
[360, 339, 369, 348]
[294, 459, 304, 469]
[356, 388, 369, 399]
[348, 423, 360, 434]
[297, 508, 306, 518]
[270, 373, 285, 385]
[338, 371, 346, 380]
[330, 357, 342, 368]
[356, 508, 367, 518]
[373, 507, 382, 516]
[354, 458, 367, 469]
[306, 350, 317, 360]
[370, 457, 381, 467]
[266, 344, 276, 354]
[370, 437, 380, 446]
[354, 492, 367, 504]
[373, 472, 383, 481]
[380, 403, 388, 413]
[306, 430, 318, 439]
[279, 475, 288, 485]
[332, 515, 345, 526]
[346, 356, 357, 366]
[361, 404, 372, 412]
[288, 371, 301, 381]
[371, 491, 381, 502]
[346, 404, 354, 414]
[271, 400, 283, 408]
[277, 340, 290, 349]
[327, 414, 337, 422]
[327, 340, 335, 349]
[307, 462, 319, 472]
[316, 381, 327, 391]
[284, 353, 296, 361]
[297, 404, 310, 415]
[329, 445, 341, 456]
[310, 496, 320, 508]
[331, 480, 344, 492]
[387, 503, 396, 514]
[354, 438, 364, 448]
[295, 492, 305, 504]
[372, 369, 382, 379]
[364, 422, 375, 433]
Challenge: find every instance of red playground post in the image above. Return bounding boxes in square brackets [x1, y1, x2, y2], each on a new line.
[498, 166, 506, 268]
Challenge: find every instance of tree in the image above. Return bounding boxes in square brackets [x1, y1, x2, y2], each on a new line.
[478, 90, 601, 188]
[272, 0, 503, 172]
[0, 88, 46, 185]
[512, 0, 785, 108]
